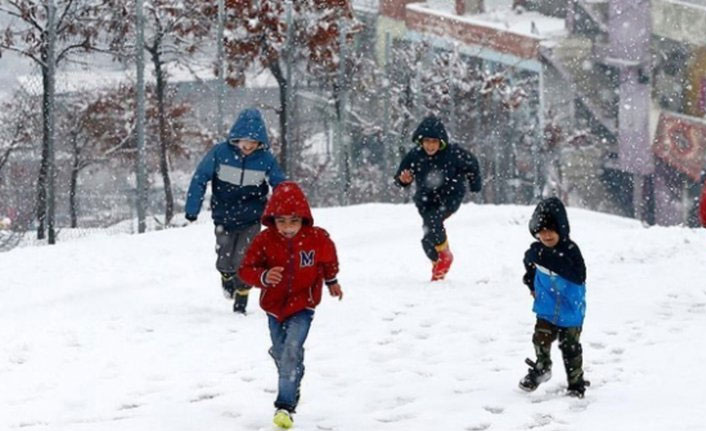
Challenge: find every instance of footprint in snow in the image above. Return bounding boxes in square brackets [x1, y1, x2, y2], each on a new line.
[189, 392, 220, 403]
[688, 303, 706, 314]
[375, 412, 416, 423]
[377, 338, 393, 346]
[527, 413, 555, 428]
[588, 342, 605, 350]
[483, 405, 504, 414]
[118, 403, 141, 411]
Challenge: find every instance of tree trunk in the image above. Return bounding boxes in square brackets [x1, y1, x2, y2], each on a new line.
[268, 61, 288, 174]
[36, 68, 50, 240]
[69, 135, 80, 228]
[151, 48, 174, 225]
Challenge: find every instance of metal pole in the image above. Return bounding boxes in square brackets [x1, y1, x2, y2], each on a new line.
[216, 0, 225, 136]
[284, 1, 293, 176]
[135, 0, 147, 233]
[382, 31, 391, 199]
[447, 43, 457, 139]
[337, 22, 348, 205]
[46, 0, 57, 244]
[534, 66, 545, 201]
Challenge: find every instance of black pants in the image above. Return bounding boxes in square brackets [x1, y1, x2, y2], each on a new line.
[416, 197, 462, 261]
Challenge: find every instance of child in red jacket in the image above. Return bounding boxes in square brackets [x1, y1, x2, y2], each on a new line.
[239, 181, 342, 429]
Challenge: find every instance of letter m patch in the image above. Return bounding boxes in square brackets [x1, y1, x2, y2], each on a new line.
[300, 250, 315, 267]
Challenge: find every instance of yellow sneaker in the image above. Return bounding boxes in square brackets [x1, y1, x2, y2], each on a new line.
[273, 409, 293, 429]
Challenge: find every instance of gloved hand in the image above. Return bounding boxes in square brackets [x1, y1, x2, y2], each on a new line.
[185, 213, 197, 222]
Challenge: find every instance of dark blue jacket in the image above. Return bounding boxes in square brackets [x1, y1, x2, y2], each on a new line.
[185, 109, 286, 229]
[394, 116, 481, 208]
[523, 197, 587, 327]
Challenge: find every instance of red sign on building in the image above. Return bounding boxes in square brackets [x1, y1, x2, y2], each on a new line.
[653, 112, 706, 181]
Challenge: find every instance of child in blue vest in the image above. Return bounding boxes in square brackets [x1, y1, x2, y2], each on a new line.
[519, 197, 589, 398]
[185, 108, 286, 313]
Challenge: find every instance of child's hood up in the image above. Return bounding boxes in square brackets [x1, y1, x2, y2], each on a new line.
[412, 115, 449, 148]
[228, 108, 270, 149]
[261, 181, 313, 227]
[529, 196, 570, 240]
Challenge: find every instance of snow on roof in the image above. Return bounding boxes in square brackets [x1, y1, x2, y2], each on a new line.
[408, 2, 566, 39]
[351, 0, 379, 11]
[666, 0, 706, 11]
[15, 64, 276, 97]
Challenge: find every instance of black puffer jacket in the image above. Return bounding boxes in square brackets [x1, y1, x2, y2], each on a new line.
[394, 116, 482, 207]
[523, 197, 586, 289]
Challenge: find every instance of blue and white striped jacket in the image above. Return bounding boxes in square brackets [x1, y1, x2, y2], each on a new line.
[185, 109, 286, 229]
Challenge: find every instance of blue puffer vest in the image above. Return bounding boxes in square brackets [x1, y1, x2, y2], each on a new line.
[532, 263, 586, 327]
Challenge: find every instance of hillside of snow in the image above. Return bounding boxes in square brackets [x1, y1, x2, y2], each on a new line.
[1, 203, 705, 431]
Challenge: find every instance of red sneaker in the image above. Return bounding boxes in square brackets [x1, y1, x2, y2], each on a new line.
[431, 248, 454, 281]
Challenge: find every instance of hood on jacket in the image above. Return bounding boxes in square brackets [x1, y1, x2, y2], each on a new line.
[529, 196, 570, 239]
[262, 181, 313, 227]
[412, 115, 449, 149]
[228, 108, 270, 149]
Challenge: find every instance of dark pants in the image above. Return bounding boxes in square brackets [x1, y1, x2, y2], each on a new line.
[214, 223, 260, 289]
[532, 318, 585, 385]
[416, 197, 462, 261]
[268, 310, 314, 412]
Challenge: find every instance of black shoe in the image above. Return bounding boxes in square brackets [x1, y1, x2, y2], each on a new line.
[221, 273, 236, 299]
[567, 379, 590, 398]
[233, 289, 249, 314]
[519, 358, 552, 392]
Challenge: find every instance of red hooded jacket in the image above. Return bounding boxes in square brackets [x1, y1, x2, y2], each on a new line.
[239, 182, 339, 322]
[700, 181, 706, 227]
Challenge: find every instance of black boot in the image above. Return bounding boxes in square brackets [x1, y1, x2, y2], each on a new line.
[567, 379, 590, 398]
[518, 358, 552, 392]
[220, 272, 236, 299]
[233, 288, 250, 314]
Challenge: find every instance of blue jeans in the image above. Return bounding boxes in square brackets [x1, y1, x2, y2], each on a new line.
[268, 310, 314, 411]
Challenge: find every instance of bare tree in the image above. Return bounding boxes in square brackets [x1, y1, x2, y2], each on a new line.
[57, 82, 215, 227]
[0, 0, 112, 239]
[218, 0, 357, 175]
[104, 0, 214, 224]
[0, 96, 33, 174]
[0, 91, 41, 246]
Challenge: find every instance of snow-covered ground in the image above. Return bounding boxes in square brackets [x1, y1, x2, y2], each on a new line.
[2, 203, 705, 430]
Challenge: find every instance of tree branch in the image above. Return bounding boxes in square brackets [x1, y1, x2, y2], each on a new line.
[0, 43, 44, 66]
[56, 0, 76, 32]
[1, 2, 44, 33]
[56, 38, 89, 64]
